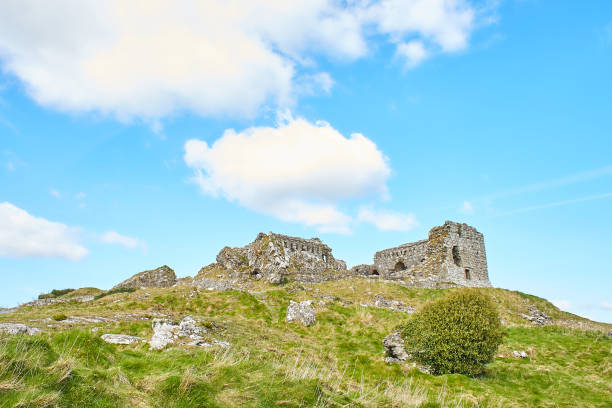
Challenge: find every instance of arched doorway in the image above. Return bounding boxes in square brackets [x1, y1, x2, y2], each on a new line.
[394, 261, 407, 272]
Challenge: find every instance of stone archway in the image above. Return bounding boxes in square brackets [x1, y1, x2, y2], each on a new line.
[394, 261, 407, 272]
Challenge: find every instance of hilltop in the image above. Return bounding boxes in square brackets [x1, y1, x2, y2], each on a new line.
[1, 277, 610, 407]
[1, 226, 611, 407]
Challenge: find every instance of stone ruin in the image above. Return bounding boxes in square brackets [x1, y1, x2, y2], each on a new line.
[205, 221, 490, 288]
[112, 221, 490, 290]
[212, 232, 348, 284]
[357, 221, 491, 288]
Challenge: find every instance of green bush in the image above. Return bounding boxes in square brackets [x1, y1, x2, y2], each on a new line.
[52, 313, 68, 321]
[94, 287, 136, 300]
[401, 288, 504, 376]
[38, 288, 75, 299]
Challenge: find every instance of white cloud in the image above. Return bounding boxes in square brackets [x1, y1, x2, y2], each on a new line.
[396, 40, 428, 67]
[0, 0, 486, 120]
[460, 200, 474, 214]
[365, 0, 475, 53]
[0, 202, 88, 261]
[101, 231, 147, 252]
[50, 189, 61, 199]
[601, 301, 612, 310]
[184, 115, 390, 233]
[358, 206, 418, 231]
[552, 300, 571, 311]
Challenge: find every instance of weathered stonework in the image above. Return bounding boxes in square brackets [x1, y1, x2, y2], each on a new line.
[212, 232, 348, 284]
[113, 265, 177, 290]
[370, 221, 490, 288]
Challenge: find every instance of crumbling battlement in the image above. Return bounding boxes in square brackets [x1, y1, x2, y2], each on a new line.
[370, 221, 490, 288]
[211, 232, 347, 284]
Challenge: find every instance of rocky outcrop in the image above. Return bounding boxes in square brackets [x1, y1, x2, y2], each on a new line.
[114, 265, 177, 290]
[210, 232, 349, 285]
[0, 323, 41, 336]
[286, 300, 317, 326]
[383, 332, 409, 362]
[101, 334, 143, 344]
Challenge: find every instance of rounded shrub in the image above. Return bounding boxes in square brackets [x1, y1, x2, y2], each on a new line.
[401, 288, 504, 376]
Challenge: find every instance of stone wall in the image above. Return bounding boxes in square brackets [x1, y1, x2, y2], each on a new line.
[371, 221, 490, 288]
[213, 232, 348, 284]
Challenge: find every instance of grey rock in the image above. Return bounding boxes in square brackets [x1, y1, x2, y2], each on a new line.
[286, 300, 316, 326]
[101, 334, 143, 344]
[372, 295, 416, 313]
[149, 316, 207, 350]
[0, 323, 40, 335]
[521, 305, 551, 326]
[114, 265, 177, 290]
[512, 350, 528, 358]
[383, 332, 409, 362]
[149, 318, 178, 350]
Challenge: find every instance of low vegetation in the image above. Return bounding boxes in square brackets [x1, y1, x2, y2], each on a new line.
[94, 287, 137, 300]
[1, 279, 610, 407]
[37, 289, 75, 300]
[401, 289, 504, 376]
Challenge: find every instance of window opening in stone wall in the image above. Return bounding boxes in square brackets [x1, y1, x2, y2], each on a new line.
[394, 261, 407, 272]
[452, 246, 462, 267]
[465, 269, 471, 280]
[371, 269, 379, 276]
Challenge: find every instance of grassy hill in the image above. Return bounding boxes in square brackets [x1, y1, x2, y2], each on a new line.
[1, 278, 610, 407]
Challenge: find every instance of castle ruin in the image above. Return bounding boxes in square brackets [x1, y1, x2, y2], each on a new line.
[366, 221, 490, 288]
[204, 221, 490, 288]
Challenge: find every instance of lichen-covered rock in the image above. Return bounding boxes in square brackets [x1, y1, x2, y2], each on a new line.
[383, 332, 409, 362]
[101, 334, 143, 344]
[149, 316, 206, 350]
[286, 300, 316, 326]
[113, 265, 177, 290]
[0, 323, 40, 336]
[216, 247, 249, 271]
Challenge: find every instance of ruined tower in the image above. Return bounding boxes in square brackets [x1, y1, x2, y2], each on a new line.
[371, 221, 490, 288]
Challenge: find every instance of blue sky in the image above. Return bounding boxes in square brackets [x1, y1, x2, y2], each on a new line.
[1, 1, 611, 322]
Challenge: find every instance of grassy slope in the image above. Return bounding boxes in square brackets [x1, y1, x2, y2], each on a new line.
[1, 279, 611, 408]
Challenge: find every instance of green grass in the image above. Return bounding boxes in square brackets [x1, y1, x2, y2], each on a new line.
[1, 279, 610, 407]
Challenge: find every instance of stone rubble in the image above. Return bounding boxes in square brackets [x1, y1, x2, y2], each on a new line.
[286, 300, 317, 326]
[382, 332, 409, 363]
[101, 334, 143, 345]
[0, 323, 41, 336]
[366, 295, 416, 314]
[521, 305, 551, 326]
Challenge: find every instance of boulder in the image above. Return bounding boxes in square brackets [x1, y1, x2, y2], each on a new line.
[101, 334, 143, 345]
[286, 300, 316, 326]
[0, 323, 40, 336]
[383, 332, 409, 363]
[113, 265, 177, 290]
[512, 350, 528, 358]
[149, 316, 206, 350]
